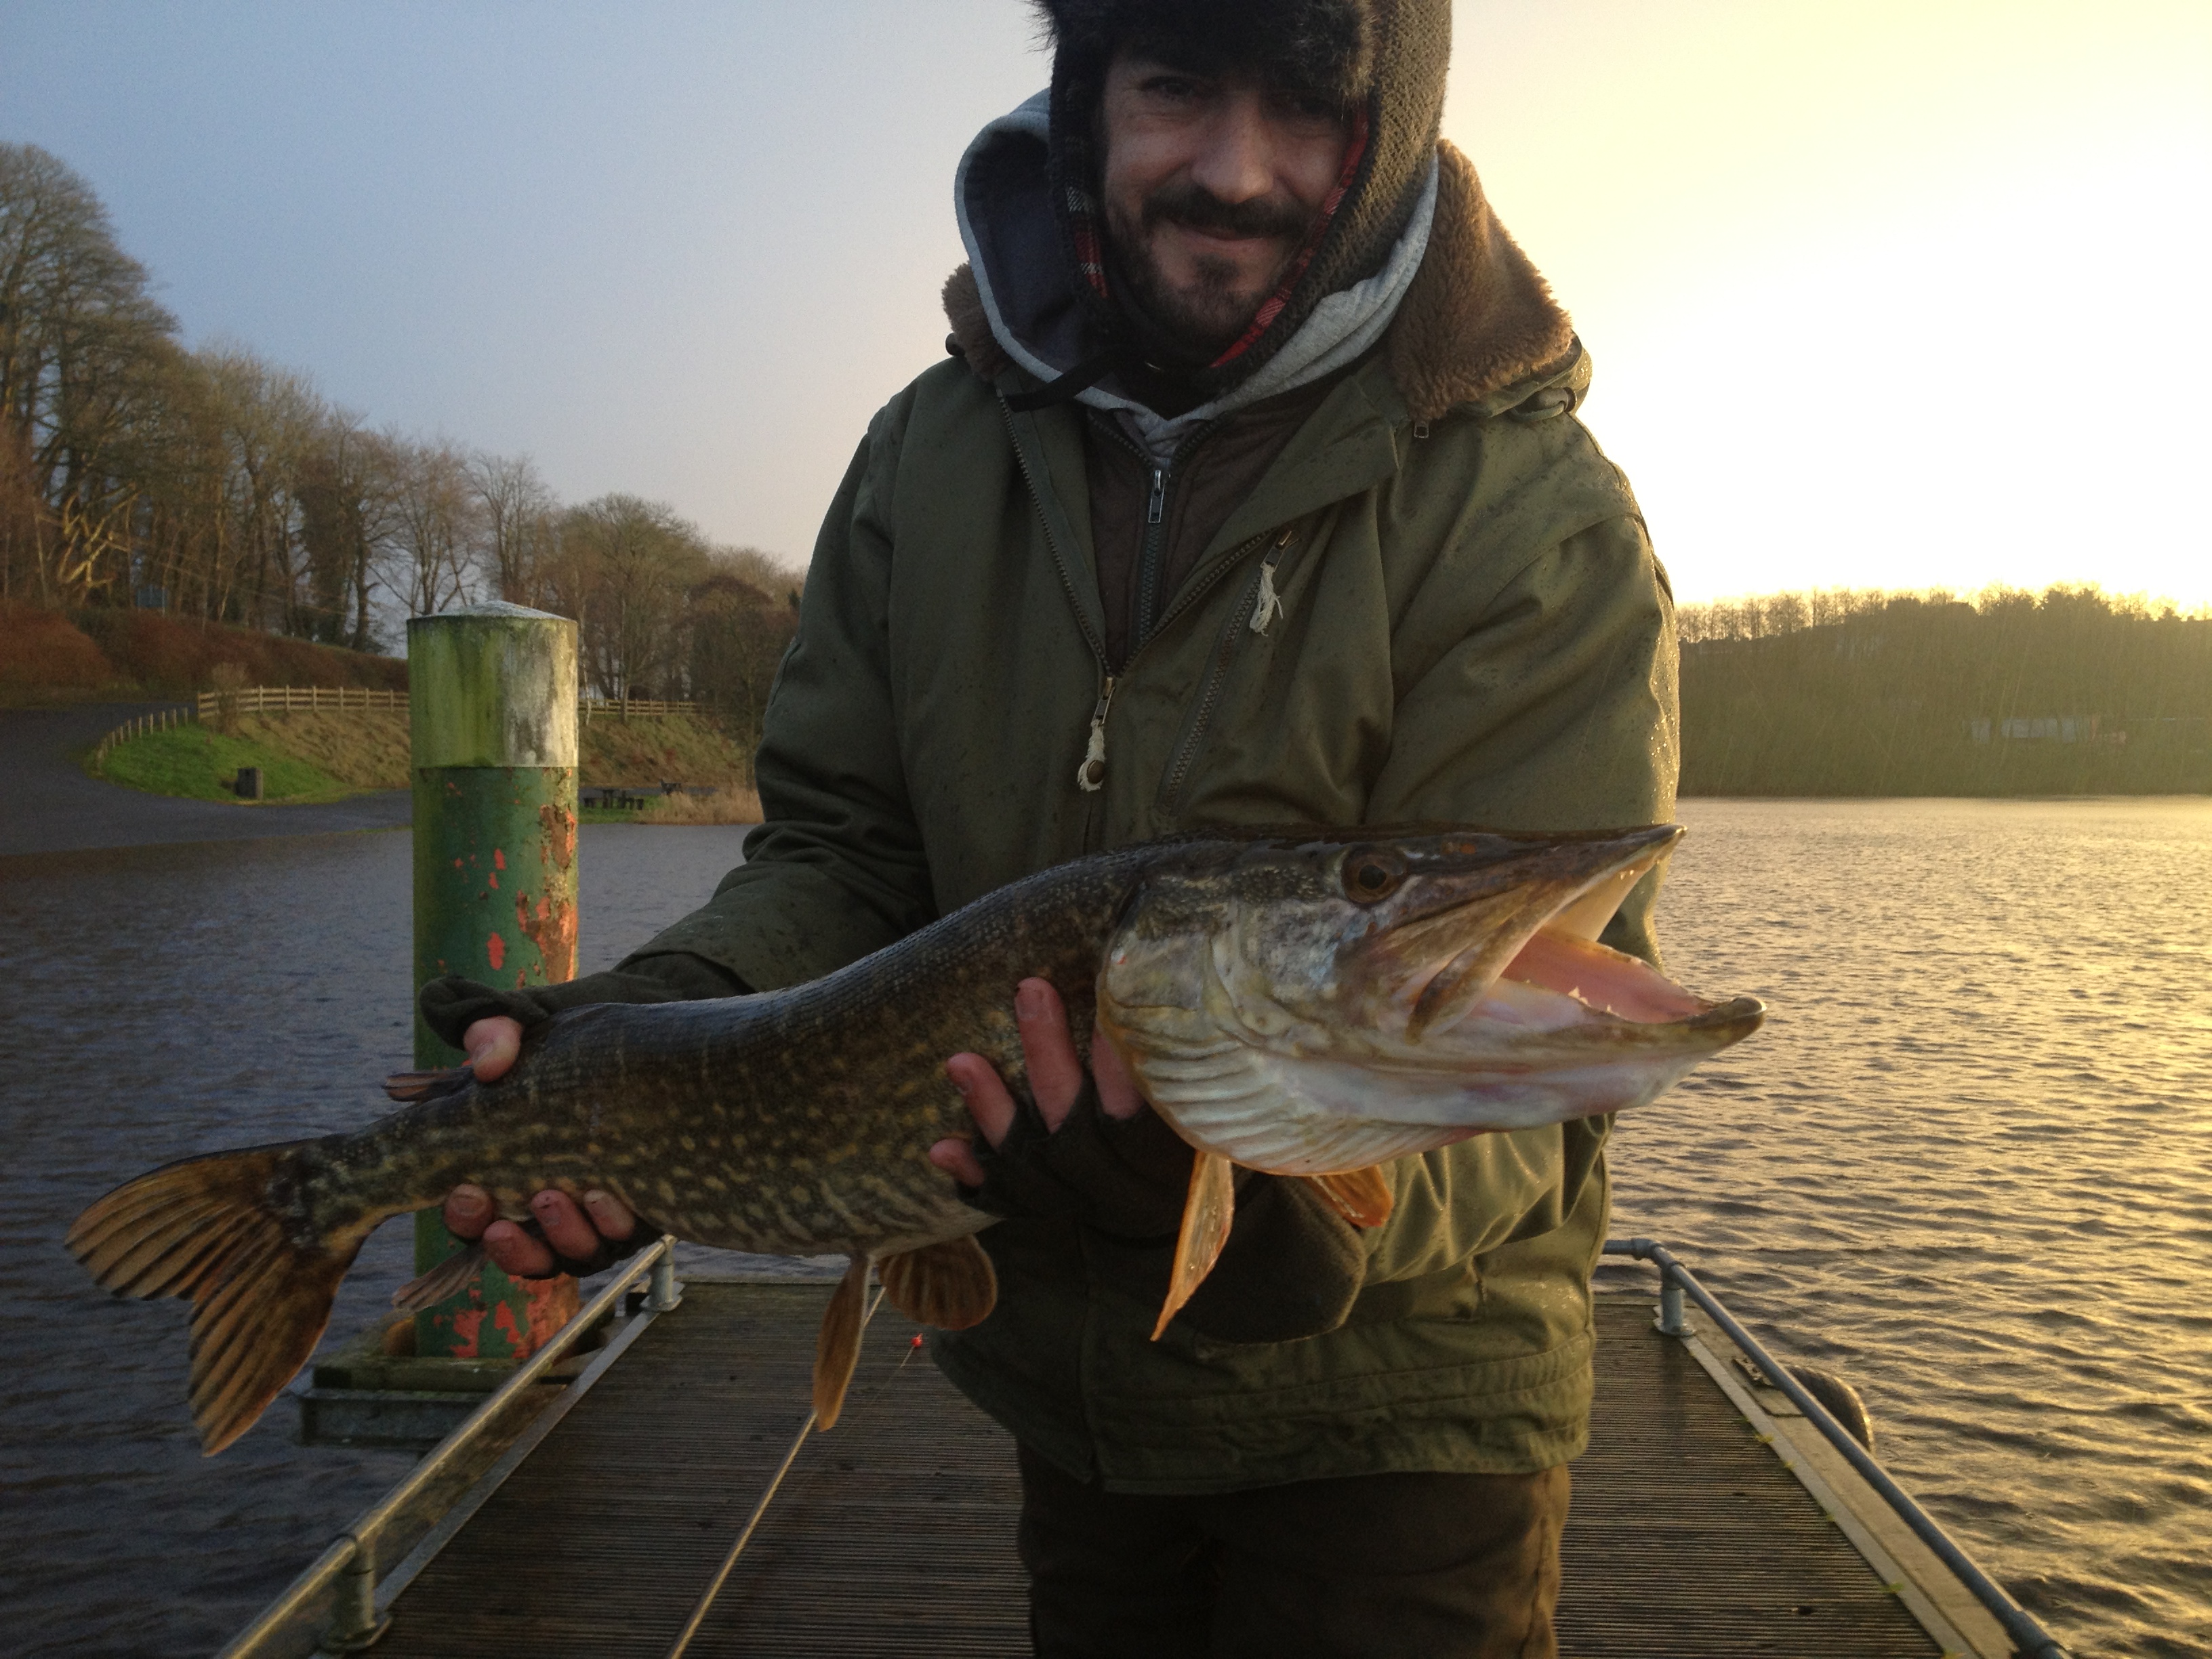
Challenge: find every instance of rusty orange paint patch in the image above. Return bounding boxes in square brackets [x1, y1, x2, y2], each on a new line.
[493, 848, 506, 869]
[537, 799, 577, 874]
[445, 1304, 485, 1359]
[487, 871, 498, 888]
[515, 889, 577, 981]
[486, 931, 506, 970]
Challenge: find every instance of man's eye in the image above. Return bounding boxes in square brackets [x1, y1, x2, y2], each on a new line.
[1142, 75, 1206, 102]
[1275, 91, 1346, 127]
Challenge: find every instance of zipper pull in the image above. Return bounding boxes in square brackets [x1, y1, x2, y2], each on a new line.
[1147, 466, 1166, 526]
[1077, 676, 1117, 792]
[1249, 529, 1296, 636]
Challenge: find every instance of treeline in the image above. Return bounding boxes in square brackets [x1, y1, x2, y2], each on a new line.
[1678, 585, 2212, 796]
[0, 143, 796, 740]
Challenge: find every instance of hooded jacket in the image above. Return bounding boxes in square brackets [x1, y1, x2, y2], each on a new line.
[426, 4, 1677, 1490]
[600, 114, 1679, 1486]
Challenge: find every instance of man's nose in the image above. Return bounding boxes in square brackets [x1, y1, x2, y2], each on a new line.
[1186, 90, 1278, 207]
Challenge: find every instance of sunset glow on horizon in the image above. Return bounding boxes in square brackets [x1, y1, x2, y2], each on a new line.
[3, 1, 2205, 607]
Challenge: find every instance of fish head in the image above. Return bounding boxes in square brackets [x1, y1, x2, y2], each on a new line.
[1098, 826, 1765, 1174]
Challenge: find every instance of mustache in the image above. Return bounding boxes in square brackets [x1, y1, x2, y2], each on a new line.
[1141, 180, 1313, 243]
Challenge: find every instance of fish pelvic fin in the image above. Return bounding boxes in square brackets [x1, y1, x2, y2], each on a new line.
[391, 1243, 487, 1312]
[1305, 1166, 1395, 1229]
[1153, 1151, 1236, 1340]
[66, 1141, 359, 1456]
[877, 1236, 996, 1332]
[813, 1252, 871, 1430]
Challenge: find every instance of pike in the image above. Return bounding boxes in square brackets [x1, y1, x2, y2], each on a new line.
[68, 825, 1762, 1454]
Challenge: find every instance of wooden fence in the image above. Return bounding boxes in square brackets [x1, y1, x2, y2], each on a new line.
[578, 697, 699, 720]
[91, 705, 194, 770]
[192, 684, 407, 719]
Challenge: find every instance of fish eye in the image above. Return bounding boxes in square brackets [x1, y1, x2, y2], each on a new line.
[1340, 847, 1406, 903]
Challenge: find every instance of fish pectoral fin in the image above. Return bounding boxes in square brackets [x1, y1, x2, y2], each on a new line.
[380, 1066, 475, 1104]
[1153, 1151, 1236, 1341]
[813, 1252, 871, 1430]
[1305, 1166, 1395, 1229]
[877, 1235, 996, 1332]
[390, 1244, 487, 1312]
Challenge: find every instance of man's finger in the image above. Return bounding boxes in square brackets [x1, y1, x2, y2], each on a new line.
[1015, 978, 1084, 1128]
[463, 1016, 523, 1082]
[531, 1191, 600, 1261]
[1091, 1022, 1146, 1121]
[581, 1189, 636, 1242]
[444, 1183, 494, 1241]
[945, 1052, 1017, 1147]
[481, 1218, 557, 1277]
[928, 1136, 988, 1187]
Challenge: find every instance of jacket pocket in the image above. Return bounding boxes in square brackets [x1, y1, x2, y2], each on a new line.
[1155, 527, 1309, 816]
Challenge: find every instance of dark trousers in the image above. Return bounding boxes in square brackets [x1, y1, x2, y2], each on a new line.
[1017, 1445, 1569, 1659]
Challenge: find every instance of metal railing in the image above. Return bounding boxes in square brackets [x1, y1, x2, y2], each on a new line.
[1605, 1237, 2070, 1659]
[220, 1238, 683, 1658]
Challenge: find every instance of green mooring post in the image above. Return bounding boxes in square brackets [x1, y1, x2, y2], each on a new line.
[408, 601, 582, 1358]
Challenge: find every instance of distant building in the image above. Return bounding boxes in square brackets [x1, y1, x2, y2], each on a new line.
[1969, 714, 2120, 746]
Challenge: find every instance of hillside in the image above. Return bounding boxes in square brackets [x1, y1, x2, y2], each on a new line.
[0, 602, 407, 702]
[1679, 588, 2212, 796]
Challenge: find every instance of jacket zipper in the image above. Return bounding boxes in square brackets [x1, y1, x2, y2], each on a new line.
[1092, 419, 1215, 657]
[999, 394, 1292, 812]
[1159, 527, 1304, 813]
[1076, 676, 1118, 792]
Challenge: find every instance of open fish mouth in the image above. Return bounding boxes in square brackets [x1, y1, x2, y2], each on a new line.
[1097, 824, 1766, 1177]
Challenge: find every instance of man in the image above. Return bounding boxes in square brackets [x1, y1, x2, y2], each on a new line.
[424, 3, 1676, 1653]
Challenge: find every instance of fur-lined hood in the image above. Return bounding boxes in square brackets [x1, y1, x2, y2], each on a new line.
[945, 137, 1579, 426]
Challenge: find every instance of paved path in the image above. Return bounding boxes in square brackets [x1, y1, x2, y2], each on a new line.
[0, 703, 410, 858]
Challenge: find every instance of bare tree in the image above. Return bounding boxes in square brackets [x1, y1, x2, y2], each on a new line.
[555, 493, 711, 698]
[465, 449, 558, 607]
[0, 144, 180, 606]
[382, 435, 484, 617]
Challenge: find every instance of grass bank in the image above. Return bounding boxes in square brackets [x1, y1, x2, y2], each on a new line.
[87, 706, 759, 810]
[98, 726, 352, 804]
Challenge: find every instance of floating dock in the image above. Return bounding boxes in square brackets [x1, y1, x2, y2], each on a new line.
[225, 1244, 2060, 1658]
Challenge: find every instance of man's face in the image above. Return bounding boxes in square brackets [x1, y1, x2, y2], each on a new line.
[1099, 50, 1355, 361]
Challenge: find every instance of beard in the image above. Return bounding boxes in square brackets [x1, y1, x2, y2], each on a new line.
[1104, 179, 1313, 363]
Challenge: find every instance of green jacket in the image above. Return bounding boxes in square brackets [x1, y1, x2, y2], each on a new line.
[634, 144, 1679, 1492]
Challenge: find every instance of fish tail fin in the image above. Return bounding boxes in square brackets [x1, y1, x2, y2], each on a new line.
[67, 1142, 361, 1456]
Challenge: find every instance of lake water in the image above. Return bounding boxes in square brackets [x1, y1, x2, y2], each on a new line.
[1, 802, 2205, 1657]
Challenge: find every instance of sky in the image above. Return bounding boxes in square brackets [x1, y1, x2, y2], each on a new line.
[3, 1, 2207, 607]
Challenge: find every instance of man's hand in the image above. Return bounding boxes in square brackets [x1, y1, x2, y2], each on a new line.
[928, 977, 1145, 1185]
[460, 1015, 524, 1083]
[441, 1015, 636, 1277]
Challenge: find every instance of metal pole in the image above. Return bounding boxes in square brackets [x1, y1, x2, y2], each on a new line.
[407, 601, 583, 1359]
[1607, 1238, 2071, 1659]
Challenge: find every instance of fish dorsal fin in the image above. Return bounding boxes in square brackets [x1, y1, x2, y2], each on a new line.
[1305, 1166, 1395, 1229]
[877, 1235, 996, 1331]
[813, 1252, 870, 1429]
[1153, 1151, 1236, 1340]
[381, 1065, 475, 1104]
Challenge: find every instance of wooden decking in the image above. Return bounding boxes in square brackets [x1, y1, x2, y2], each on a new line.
[348, 1279, 1981, 1658]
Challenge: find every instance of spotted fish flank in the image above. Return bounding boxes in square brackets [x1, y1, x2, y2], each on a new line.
[67, 825, 1761, 1454]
